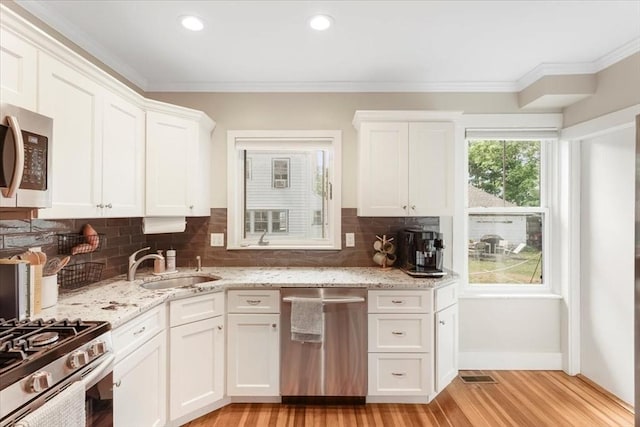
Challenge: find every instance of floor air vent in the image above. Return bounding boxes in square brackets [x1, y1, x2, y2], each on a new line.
[460, 375, 497, 384]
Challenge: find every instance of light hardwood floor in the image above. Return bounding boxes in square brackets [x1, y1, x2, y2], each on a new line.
[185, 371, 634, 427]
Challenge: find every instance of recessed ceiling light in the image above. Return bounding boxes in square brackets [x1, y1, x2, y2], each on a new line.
[181, 15, 204, 32]
[309, 15, 333, 31]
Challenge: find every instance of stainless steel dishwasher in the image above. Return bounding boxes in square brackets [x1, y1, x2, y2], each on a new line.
[280, 288, 367, 404]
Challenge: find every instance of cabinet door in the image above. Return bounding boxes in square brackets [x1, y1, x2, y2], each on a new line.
[189, 121, 211, 216]
[101, 92, 144, 217]
[0, 28, 37, 110]
[227, 313, 279, 396]
[113, 331, 166, 427]
[435, 303, 458, 392]
[37, 53, 104, 219]
[408, 122, 455, 216]
[170, 316, 224, 421]
[357, 122, 409, 216]
[146, 111, 195, 216]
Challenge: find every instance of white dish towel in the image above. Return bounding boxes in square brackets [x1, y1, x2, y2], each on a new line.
[16, 381, 86, 427]
[291, 298, 324, 343]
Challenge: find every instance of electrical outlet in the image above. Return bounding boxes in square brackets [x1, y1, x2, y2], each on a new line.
[210, 233, 224, 247]
[345, 233, 355, 247]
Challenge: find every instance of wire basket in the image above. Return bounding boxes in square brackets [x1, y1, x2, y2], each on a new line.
[57, 262, 104, 289]
[57, 233, 105, 255]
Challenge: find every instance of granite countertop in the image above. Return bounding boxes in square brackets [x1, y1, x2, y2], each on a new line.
[39, 267, 458, 329]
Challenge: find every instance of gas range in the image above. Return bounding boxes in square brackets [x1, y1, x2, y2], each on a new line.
[0, 318, 113, 426]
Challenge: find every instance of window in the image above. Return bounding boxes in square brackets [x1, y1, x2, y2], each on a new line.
[272, 159, 289, 188]
[227, 130, 341, 249]
[466, 135, 552, 288]
[245, 210, 288, 234]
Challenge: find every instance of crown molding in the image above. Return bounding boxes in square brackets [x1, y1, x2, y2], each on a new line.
[352, 110, 464, 130]
[516, 37, 640, 92]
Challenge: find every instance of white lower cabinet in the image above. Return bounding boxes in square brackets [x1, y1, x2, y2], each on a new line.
[435, 295, 458, 392]
[367, 284, 457, 403]
[227, 289, 280, 397]
[112, 306, 167, 427]
[169, 293, 225, 426]
[368, 353, 431, 396]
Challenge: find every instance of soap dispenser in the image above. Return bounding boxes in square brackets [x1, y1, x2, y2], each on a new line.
[153, 250, 165, 274]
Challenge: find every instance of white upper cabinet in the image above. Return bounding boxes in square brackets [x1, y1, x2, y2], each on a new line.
[353, 111, 460, 217]
[146, 108, 213, 217]
[101, 92, 145, 217]
[0, 27, 37, 110]
[37, 54, 145, 218]
[37, 53, 104, 219]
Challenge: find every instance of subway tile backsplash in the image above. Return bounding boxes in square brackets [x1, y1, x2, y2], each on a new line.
[0, 209, 438, 280]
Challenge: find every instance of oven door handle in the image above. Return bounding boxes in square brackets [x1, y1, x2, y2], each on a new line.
[1, 115, 25, 198]
[82, 354, 114, 390]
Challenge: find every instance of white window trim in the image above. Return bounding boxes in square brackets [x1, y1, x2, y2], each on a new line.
[227, 130, 342, 250]
[457, 113, 563, 297]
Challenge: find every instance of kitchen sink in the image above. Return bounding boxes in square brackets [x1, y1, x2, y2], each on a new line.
[141, 275, 219, 290]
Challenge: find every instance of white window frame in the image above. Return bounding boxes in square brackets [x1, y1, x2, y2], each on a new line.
[458, 114, 562, 296]
[227, 130, 342, 250]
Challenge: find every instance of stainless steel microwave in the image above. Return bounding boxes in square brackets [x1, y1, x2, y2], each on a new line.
[0, 103, 53, 209]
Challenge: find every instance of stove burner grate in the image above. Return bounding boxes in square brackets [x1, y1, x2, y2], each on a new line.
[30, 331, 59, 347]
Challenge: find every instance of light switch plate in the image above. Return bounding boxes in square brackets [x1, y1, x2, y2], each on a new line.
[210, 233, 224, 247]
[345, 233, 355, 247]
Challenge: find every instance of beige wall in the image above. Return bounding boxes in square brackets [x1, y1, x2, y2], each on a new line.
[563, 53, 640, 127]
[146, 92, 528, 207]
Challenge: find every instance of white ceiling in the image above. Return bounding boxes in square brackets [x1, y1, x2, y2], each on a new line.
[14, 0, 640, 92]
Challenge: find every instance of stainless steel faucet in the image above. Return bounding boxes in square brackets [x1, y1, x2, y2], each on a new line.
[195, 255, 202, 272]
[258, 230, 269, 246]
[128, 247, 164, 281]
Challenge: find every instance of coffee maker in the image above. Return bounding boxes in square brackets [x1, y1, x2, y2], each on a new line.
[397, 228, 446, 277]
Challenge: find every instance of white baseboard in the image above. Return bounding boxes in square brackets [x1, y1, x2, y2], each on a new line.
[459, 351, 563, 370]
[230, 396, 282, 403]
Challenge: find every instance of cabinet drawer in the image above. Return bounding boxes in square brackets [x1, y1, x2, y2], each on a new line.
[368, 314, 431, 352]
[170, 292, 224, 327]
[227, 290, 280, 313]
[435, 283, 457, 312]
[368, 290, 431, 314]
[368, 353, 431, 395]
[113, 305, 166, 361]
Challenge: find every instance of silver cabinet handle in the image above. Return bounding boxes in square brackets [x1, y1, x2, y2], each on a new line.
[391, 300, 405, 305]
[114, 380, 121, 387]
[133, 326, 146, 336]
[2, 116, 24, 198]
[439, 320, 446, 325]
[246, 299, 261, 305]
[391, 331, 406, 336]
[402, 205, 407, 210]
[391, 372, 406, 377]
[411, 205, 416, 210]
[217, 325, 223, 330]
[282, 296, 365, 304]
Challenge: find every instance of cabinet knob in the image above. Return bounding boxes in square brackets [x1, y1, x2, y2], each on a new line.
[114, 380, 122, 388]
[105, 203, 113, 209]
[411, 205, 416, 210]
[439, 320, 446, 325]
[271, 323, 277, 328]
[217, 325, 223, 330]
[189, 205, 194, 209]
[96, 203, 104, 208]
[402, 205, 407, 210]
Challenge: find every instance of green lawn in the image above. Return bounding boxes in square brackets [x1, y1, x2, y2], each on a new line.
[468, 249, 543, 284]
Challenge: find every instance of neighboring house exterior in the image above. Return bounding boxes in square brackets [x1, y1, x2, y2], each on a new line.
[245, 151, 325, 240]
[468, 184, 530, 246]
